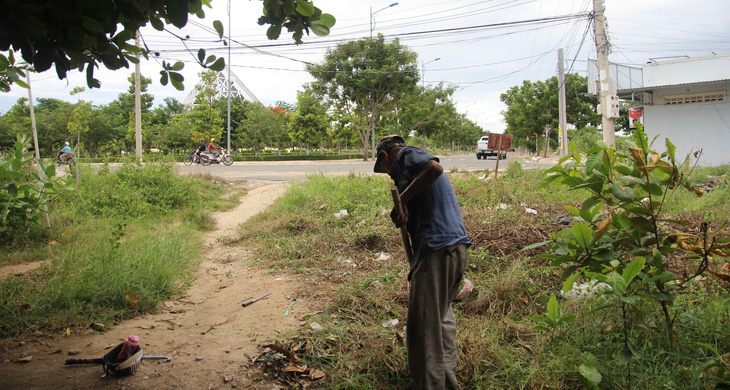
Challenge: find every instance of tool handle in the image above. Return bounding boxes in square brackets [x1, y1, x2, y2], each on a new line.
[242, 292, 271, 307]
[142, 355, 172, 360]
[390, 185, 413, 263]
[65, 357, 104, 365]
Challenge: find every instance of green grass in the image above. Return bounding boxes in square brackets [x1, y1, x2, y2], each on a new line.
[0, 221, 200, 335]
[663, 165, 730, 218]
[2, 160, 727, 387]
[0, 162, 229, 336]
[236, 170, 730, 389]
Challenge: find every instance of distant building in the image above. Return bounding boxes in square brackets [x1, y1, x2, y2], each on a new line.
[589, 53, 730, 166]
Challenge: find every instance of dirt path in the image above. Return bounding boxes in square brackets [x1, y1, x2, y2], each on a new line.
[0, 180, 325, 389]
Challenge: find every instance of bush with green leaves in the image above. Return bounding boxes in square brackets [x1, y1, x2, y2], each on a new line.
[66, 162, 201, 219]
[531, 124, 730, 386]
[0, 135, 73, 243]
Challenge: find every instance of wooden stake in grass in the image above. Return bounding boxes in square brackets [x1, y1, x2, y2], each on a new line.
[390, 185, 413, 264]
[494, 133, 503, 179]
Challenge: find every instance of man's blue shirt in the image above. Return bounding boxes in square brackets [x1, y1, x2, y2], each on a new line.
[61, 145, 72, 154]
[388, 147, 471, 275]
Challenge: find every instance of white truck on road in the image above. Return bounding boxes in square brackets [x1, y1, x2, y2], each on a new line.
[475, 134, 509, 160]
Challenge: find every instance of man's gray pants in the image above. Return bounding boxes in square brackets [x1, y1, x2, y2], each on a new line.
[408, 244, 468, 390]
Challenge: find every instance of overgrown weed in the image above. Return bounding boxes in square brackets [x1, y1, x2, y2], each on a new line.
[237, 170, 729, 389]
[0, 162, 227, 335]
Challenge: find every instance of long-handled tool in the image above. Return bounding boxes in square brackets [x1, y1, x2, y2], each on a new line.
[242, 292, 271, 307]
[390, 185, 412, 264]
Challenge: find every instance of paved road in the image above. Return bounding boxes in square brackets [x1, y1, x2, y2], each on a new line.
[175, 153, 559, 181]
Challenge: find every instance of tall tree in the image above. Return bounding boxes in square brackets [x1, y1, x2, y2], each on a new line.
[397, 83, 458, 149]
[189, 70, 223, 144]
[328, 109, 358, 152]
[86, 102, 126, 156]
[148, 97, 185, 151]
[500, 73, 599, 151]
[434, 113, 483, 150]
[237, 103, 281, 155]
[308, 34, 419, 160]
[160, 112, 195, 153]
[213, 96, 254, 150]
[289, 89, 328, 154]
[68, 87, 92, 156]
[268, 105, 292, 153]
[2, 98, 31, 138]
[35, 98, 74, 155]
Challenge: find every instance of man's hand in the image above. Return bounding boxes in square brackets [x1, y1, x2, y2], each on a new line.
[390, 205, 409, 228]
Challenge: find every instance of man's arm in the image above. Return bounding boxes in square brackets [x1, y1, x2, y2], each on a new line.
[400, 160, 443, 204]
[392, 160, 443, 227]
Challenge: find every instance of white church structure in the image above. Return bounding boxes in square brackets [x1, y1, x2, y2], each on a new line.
[182, 65, 260, 108]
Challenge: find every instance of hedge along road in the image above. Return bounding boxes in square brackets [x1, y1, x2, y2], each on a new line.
[175, 153, 557, 181]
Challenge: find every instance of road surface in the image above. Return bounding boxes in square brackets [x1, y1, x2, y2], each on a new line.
[175, 153, 559, 181]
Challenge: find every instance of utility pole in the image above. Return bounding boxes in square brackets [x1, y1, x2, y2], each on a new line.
[369, 2, 398, 160]
[134, 31, 143, 162]
[226, 0, 231, 155]
[594, 0, 617, 148]
[558, 48, 568, 156]
[27, 72, 51, 228]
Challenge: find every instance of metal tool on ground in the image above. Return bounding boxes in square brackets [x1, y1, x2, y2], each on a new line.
[65, 336, 171, 377]
[390, 185, 413, 263]
[65, 342, 143, 377]
[242, 292, 271, 307]
[283, 299, 298, 316]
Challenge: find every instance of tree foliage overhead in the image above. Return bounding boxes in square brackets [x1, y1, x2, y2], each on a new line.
[0, 0, 334, 90]
[259, 0, 336, 43]
[307, 34, 419, 160]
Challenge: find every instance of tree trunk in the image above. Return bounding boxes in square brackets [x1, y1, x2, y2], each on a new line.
[544, 126, 552, 158]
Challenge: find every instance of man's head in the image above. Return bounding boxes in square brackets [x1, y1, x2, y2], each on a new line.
[374, 135, 406, 173]
[64, 141, 69, 146]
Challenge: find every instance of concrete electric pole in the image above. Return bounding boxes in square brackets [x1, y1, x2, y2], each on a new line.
[134, 31, 143, 162]
[558, 48, 568, 157]
[594, 0, 617, 148]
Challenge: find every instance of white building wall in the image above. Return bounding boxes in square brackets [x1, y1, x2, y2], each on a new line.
[644, 54, 730, 88]
[644, 95, 730, 167]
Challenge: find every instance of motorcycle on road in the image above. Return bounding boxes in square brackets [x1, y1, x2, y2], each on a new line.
[199, 151, 233, 166]
[55, 151, 76, 168]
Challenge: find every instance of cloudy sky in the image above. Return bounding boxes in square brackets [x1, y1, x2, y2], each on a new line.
[2, 0, 729, 132]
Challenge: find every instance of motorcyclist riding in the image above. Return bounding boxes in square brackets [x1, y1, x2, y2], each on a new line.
[59, 141, 74, 162]
[208, 138, 222, 158]
[195, 139, 206, 163]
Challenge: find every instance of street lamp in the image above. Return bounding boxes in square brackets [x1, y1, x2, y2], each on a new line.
[370, 2, 399, 38]
[369, 2, 399, 159]
[421, 57, 441, 86]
